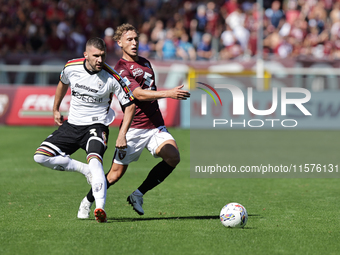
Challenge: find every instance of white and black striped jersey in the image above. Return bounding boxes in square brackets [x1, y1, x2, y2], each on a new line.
[59, 58, 134, 126]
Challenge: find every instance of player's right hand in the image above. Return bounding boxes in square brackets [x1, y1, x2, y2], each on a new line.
[115, 135, 127, 149]
[53, 110, 64, 126]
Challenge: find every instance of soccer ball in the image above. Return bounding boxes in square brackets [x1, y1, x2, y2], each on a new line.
[219, 202, 248, 228]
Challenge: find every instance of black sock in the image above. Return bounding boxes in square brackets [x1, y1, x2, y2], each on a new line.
[137, 160, 175, 195]
[86, 173, 111, 203]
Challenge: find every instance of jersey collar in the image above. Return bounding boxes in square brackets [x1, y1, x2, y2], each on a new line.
[83, 59, 100, 75]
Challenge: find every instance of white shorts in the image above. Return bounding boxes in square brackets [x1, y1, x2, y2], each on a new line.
[113, 126, 175, 165]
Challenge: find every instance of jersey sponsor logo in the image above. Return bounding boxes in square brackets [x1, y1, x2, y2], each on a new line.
[75, 83, 99, 93]
[118, 149, 127, 160]
[132, 68, 143, 77]
[72, 90, 103, 103]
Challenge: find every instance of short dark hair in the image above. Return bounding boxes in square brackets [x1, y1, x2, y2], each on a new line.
[113, 23, 139, 41]
[86, 37, 106, 51]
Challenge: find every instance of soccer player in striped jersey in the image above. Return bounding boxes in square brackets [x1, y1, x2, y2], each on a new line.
[34, 37, 135, 223]
[77, 24, 190, 218]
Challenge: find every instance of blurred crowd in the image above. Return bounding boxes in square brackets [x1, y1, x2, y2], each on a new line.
[1, 0, 340, 61]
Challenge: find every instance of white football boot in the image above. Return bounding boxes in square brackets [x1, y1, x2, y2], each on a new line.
[77, 197, 93, 219]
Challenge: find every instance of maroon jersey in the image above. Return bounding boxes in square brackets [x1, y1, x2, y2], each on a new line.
[114, 57, 164, 129]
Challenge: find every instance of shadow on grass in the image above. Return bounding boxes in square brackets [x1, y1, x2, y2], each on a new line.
[107, 214, 261, 222]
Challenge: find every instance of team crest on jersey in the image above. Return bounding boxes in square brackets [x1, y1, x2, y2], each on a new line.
[118, 149, 127, 160]
[132, 68, 143, 77]
[97, 80, 104, 89]
[102, 132, 107, 146]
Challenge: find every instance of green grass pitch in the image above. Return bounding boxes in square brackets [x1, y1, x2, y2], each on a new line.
[1, 126, 340, 255]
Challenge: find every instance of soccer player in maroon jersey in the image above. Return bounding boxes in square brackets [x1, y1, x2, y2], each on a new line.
[77, 24, 190, 218]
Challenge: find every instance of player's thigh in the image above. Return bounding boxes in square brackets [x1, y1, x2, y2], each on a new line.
[146, 126, 177, 158]
[43, 121, 80, 155]
[81, 124, 109, 162]
[155, 137, 180, 167]
[156, 139, 178, 157]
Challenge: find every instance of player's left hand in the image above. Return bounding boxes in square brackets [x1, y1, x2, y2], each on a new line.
[53, 110, 64, 126]
[169, 85, 191, 100]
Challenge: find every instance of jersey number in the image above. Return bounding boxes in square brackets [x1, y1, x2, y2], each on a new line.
[89, 129, 97, 137]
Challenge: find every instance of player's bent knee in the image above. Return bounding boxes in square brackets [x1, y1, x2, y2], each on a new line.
[165, 151, 180, 168]
[86, 137, 106, 162]
[33, 153, 49, 165]
[158, 143, 180, 167]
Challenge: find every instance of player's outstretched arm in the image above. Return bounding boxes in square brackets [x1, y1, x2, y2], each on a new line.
[115, 103, 135, 149]
[53, 81, 69, 126]
[133, 84, 190, 101]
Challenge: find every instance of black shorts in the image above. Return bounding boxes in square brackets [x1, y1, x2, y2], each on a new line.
[43, 121, 109, 157]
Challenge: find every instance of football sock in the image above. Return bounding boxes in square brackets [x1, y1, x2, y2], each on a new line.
[86, 161, 175, 202]
[86, 190, 95, 203]
[89, 158, 107, 209]
[34, 153, 89, 175]
[86, 173, 111, 203]
[137, 160, 175, 195]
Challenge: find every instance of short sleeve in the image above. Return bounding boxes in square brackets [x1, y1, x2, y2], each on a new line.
[59, 67, 69, 85]
[113, 77, 135, 107]
[119, 69, 140, 92]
